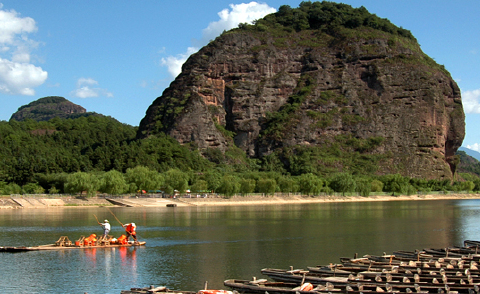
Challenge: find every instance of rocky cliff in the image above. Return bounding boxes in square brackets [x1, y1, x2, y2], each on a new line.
[10, 96, 86, 121]
[138, 2, 465, 179]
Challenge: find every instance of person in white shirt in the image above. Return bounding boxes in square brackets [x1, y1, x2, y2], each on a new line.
[99, 219, 111, 238]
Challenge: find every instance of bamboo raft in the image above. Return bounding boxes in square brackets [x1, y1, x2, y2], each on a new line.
[0, 235, 145, 252]
[226, 240, 480, 294]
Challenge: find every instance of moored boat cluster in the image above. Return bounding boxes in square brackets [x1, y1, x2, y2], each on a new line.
[123, 240, 480, 294]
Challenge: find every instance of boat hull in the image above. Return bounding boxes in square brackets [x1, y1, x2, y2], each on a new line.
[0, 241, 146, 252]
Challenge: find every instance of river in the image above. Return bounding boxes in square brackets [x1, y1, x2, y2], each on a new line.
[1, 199, 480, 294]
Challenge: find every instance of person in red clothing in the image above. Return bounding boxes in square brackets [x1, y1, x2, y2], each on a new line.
[123, 222, 137, 242]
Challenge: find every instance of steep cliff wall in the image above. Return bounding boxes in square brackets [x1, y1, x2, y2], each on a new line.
[138, 3, 464, 179]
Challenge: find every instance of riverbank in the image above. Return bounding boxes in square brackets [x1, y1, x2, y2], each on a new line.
[180, 193, 480, 206]
[1, 193, 480, 209]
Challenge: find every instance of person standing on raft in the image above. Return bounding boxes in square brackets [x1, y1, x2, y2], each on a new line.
[123, 223, 137, 242]
[99, 219, 111, 238]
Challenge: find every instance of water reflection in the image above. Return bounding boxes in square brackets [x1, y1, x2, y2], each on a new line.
[452, 199, 480, 241]
[1, 200, 480, 293]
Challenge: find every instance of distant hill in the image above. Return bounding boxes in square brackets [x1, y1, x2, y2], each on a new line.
[457, 149, 480, 177]
[10, 96, 87, 122]
[458, 147, 480, 161]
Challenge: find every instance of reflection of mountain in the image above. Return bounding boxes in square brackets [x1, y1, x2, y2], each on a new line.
[451, 199, 480, 245]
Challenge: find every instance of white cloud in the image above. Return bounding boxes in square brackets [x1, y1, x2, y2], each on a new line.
[199, 2, 276, 45]
[0, 5, 46, 95]
[0, 57, 47, 95]
[71, 77, 113, 98]
[463, 89, 480, 113]
[0, 7, 37, 45]
[467, 144, 480, 152]
[77, 77, 98, 87]
[72, 86, 98, 98]
[161, 2, 276, 79]
[160, 47, 198, 78]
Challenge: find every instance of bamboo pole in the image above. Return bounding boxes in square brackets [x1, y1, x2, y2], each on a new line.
[107, 207, 124, 227]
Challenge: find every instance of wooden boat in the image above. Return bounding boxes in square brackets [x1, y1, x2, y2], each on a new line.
[342, 253, 480, 270]
[231, 241, 480, 294]
[224, 278, 344, 294]
[261, 264, 480, 293]
[0, 235, 146, 252]
[257, 267, 480, 293]
[464, 240, 480, 248]
[260, 268, 349, 285]
[340, 259, 480, 274]
[121, 285, 196, 294]
[223, 278, 437, 294]
[121, 285, 232, 294]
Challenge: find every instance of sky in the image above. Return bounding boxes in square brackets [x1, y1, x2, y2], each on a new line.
[0, 1, 480, 151]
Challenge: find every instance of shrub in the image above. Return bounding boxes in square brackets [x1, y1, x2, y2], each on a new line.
[257, 178, 277, 195]
[329, 173, 356, 196]
[370, 179, 384, 192]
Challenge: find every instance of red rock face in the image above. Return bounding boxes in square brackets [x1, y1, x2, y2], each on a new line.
[138, 30, 465, 180]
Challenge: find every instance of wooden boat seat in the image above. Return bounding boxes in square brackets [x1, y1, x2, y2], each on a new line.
[55, 236, 72, 247]
[97, 235, 112, 246]
[76, 236, 85, 246]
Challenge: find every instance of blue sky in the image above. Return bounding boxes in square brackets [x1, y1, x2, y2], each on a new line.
[1, 1, 479, 151]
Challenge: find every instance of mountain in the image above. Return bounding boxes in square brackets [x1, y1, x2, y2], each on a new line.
[458, 147, 480, 162]
[10, 96, 87, 122]
[457, 149, 480, 177]
[137, 2, 465, 180]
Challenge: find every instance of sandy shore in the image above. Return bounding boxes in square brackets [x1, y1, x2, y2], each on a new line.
[178, 193, 480, 206]
[1, 193, 479, 209]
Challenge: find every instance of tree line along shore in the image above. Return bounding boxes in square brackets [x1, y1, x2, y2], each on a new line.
[1, 165, 480, 200]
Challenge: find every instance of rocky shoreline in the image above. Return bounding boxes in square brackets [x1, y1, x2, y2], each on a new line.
[1, 193, 479, 209]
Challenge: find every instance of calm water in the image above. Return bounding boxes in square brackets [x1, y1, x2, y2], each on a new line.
[1, 199, 480, 294]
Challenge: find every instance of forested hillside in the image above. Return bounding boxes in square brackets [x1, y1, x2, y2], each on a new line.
[457, 151, 480, 177]
[0, 115, 478, 197]
[0, 116, 212, 188]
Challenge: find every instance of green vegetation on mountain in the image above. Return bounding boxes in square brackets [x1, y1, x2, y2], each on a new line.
[10, 96, 89, 122]
[0, 114, 476, 197]
[457, 151, 480, 176]
[239, 1, 413, 39]
[17, 96, 68, 111]
[0, 116, 212, 186]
